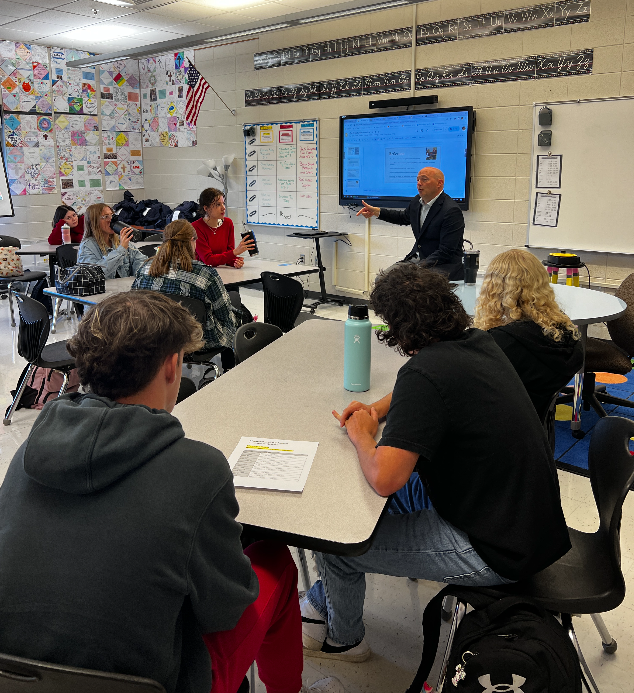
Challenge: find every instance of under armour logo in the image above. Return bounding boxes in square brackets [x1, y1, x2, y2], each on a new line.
[354, 335, 360, 343]
[478, 675, 526, 693]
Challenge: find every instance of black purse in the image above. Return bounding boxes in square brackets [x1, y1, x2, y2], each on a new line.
[55, 264, 106, 296]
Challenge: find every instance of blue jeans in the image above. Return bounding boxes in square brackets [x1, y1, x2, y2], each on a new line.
[306, 474, 514, 646]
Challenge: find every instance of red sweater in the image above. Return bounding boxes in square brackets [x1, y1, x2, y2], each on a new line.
[48, 216, 85, 245]
[193, 217, 236, 267]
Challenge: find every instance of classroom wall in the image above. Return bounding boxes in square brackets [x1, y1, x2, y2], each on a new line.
[3, 0, 633, 291]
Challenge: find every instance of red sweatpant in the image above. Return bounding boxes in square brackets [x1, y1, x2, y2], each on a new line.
[203, 541, 303, 693]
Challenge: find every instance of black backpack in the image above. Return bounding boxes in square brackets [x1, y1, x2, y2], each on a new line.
[408, 586, 582, 693]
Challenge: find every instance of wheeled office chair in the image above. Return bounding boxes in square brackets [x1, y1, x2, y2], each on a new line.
[0, 651, 165, 692]
[434, 415, 633, 693]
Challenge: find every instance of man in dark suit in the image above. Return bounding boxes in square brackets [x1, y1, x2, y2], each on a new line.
[357, 167, 465, 280]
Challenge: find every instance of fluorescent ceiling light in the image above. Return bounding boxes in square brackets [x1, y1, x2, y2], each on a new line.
[90, 56, 132, 65]
[60, 24, 143, 42]
[92, 0, 135, 6]
[205, 23, 290, 41]
[298, 0, 409, 23]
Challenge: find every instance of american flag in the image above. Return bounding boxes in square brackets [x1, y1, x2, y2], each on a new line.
[185, 61, 211, 126]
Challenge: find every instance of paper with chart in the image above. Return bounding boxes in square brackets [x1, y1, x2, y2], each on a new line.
[533, 192, 561, 227]
[228, 437, 318, 492]
[244, 120, 319, 228]
[536, 154, 562, 189]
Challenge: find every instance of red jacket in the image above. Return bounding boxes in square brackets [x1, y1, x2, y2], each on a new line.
[48, 216, 85, 245]
[193, 217, 236, 267]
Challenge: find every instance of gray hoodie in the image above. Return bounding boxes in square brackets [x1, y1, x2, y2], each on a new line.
[0, 393, 258, 693]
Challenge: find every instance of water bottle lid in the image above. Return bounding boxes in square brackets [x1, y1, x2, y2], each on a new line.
[463, 249, 480, 255]
[348, 305, 369, 320]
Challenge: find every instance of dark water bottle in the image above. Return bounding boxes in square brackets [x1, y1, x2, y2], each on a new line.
[463, 249, 480, 285]
[241, 228, 259, 257]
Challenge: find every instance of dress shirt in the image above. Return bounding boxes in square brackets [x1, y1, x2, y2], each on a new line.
[419, 190, 443, 230]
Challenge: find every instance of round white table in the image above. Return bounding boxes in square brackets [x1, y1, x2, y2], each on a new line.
[453, 281, 627, 431]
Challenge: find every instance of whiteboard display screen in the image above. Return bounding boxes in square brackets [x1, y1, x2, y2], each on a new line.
[0, 116, 15, 217]
[527, 97, 634, 255]
[244, 120, 318, 229]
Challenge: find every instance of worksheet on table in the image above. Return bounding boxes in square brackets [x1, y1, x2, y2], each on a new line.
[228, 437, 318, 492]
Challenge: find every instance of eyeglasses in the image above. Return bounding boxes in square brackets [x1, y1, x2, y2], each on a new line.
[101, 214, 114, 219]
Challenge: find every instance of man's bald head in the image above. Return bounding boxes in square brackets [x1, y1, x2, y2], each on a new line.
[417, 167, 445, 203]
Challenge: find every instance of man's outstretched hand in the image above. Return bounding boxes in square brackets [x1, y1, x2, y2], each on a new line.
[356, 200, 380, 219]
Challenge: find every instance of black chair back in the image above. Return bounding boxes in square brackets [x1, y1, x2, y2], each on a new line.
[608, 273, 634, 354]
[143, 233, 163, 242]
[0, 235, 21, 248]
[169, 295, 206, 324]
[15, 293, 50, 364]
[588, 416, 634, 553]
[234, 322, 283, 363]
[261, 272, 304, 332]
[139, 244, 161, 259]
[0, 651, 166, 693]
[176, 376, 197, 404]
[55, 244, 78, 269]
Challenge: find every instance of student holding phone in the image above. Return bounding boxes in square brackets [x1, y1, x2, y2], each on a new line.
[193, 188, 255, 268]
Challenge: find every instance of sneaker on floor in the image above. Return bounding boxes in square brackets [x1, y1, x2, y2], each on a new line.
[303, 636, 371, 663]
[304, 677, 345, 693]
[300, 594, 327, 648]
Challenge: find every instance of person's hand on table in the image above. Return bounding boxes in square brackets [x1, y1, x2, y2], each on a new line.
[233, 257, 245, 269]
[340, 407, 379, 446]
[235, 235, 255, 256]
[119, 227, 135, 249]
[332, 401, 373, 428]
[356, 200, 380, 219]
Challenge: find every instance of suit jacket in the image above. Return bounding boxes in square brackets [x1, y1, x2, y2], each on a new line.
[378, 191, 465, 279]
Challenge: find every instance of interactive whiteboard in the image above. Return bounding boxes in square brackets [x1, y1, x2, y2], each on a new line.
[527, 97, 634, 255]
[244, 120, 319, 229]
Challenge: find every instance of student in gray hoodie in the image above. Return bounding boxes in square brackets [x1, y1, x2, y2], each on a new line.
[0, 291, 342, 693]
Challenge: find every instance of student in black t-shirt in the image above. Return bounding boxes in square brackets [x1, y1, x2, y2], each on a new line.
[299, 263, 571, 663]
[473, 248, 583, 422]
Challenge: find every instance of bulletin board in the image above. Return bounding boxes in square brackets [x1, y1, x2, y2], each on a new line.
[244, 120, 318, 229]
[527, 96, 634, 255]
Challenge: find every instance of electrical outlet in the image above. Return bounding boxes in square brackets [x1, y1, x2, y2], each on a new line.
[299, 254, 305, 264]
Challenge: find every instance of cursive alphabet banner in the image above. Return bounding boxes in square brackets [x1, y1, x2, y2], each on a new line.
[245, 49, 592, 107]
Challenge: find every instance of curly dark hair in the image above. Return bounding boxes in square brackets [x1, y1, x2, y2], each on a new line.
[198, 187, 224, 215]
[67, 291, 204, 400]
[370, 264, 471, 355]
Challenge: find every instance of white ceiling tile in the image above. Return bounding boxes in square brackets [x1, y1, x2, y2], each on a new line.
[188, 14, 250, 28]
[0, 1, 44, 19]
[132, 28, 187, 41]
[160, 22, 212, 36]
[12, 0, 75, 9]
[0, 26, 48, 39]
[232, 2, 293, 21]
[23, 8, 103, 26]
[106, 11, 184, 29]
[54, 0, 138, 20]
[145, 2, 217, 21]
[1, 18, 60, 35]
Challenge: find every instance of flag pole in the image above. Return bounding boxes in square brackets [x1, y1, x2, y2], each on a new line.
[188, 59, 236, 116]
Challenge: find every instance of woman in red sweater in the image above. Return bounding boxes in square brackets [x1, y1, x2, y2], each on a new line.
[193, 188, 254, 268]
[48, 205, 85, 245]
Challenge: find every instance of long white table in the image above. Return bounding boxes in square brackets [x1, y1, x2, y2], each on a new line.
[43, 258, 319, 306]
[175, 319, 405, 555]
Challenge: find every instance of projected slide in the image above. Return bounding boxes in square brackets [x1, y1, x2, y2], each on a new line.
[341, 110, 471, 205]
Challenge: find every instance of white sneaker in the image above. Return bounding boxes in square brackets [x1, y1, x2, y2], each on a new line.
[300, 594, 327, 648]
[303, 636, 371, 663]
[303, 677, 345, 693]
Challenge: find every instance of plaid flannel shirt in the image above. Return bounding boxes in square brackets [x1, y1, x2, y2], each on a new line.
[132, 260, 238, 350]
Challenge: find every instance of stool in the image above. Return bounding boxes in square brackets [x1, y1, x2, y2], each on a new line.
[543, 253, 582, 287]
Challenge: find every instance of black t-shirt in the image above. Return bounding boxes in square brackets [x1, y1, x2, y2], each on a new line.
[378, 328, 571, 581]
[488, 321, 584, 422]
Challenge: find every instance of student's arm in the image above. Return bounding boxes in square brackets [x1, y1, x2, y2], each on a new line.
[48, 221, 63, 245]
[333, 392, 392, 427]
[128, 244, 148, 276]
[378, 199, 413, 226]
[195, 225, 237, 268]
[187, 474, 259, 633]
[202, 267, 239, 346]
[77, 239, 126, 280]
[344, 408, 418, 497]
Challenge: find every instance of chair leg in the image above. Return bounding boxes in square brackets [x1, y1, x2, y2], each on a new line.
[250, 662, 256, 691]
[564, 615, 601, 693]
[3, 364, 36, 426]
[51, 297, 62, 334]
[433, 599, 467, 692]
[57, 371, 70, 398]
[590, 613, 617, 653]
[442, 595, 456, 622]
[8, 283, 16, 327]
[297, 548, 311, 591]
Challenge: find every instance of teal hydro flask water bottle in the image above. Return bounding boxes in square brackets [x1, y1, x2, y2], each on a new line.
[344, 305, 371, 392]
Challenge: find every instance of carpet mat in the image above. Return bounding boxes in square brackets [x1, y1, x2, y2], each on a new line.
[554, 369, 634, 477]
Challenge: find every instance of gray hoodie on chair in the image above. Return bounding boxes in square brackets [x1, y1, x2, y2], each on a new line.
[0, 393, 258, 693]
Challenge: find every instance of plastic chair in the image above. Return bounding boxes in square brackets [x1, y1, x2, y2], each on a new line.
[559, 273, 634, 419]
[435, 415, 634, 693]
[234, 322, 283, 364]
[261, 272, 304, 332]
[176, 376, 197, 404]
[139, 244, 161, 258]
[0, 651, 165, 692]
[0, 236, 47, 327]
[143, 233, 163, 242]
[51, 245, 81, 331]
[164, 295, 223, 386]
[4, 293, 76, 425]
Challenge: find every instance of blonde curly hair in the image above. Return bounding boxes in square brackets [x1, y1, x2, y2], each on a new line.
[473, 248, 578, 342]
